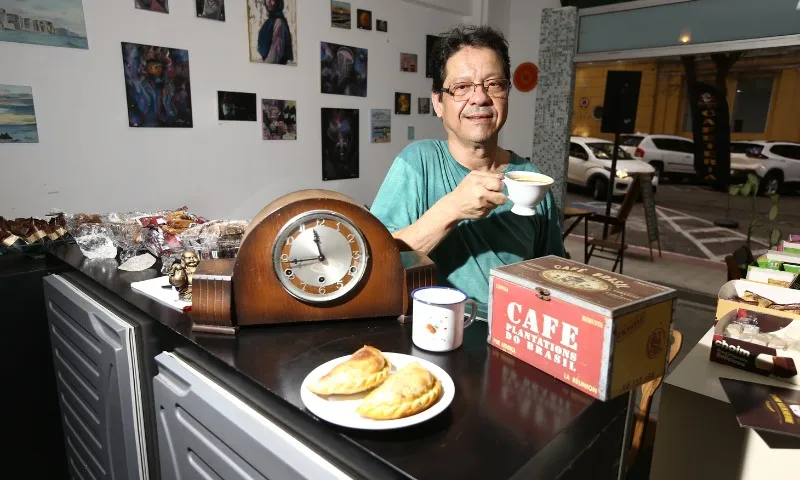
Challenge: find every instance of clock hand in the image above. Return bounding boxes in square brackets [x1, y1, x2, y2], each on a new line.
[313, 228, 325, 261]
[289, 256, 322, 265]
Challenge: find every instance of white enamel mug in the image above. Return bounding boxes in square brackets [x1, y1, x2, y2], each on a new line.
[411, 286, 477, 352]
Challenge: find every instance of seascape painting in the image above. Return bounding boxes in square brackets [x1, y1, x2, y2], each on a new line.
[330, 0, 350, 29]
[121, 42, 193, 128]
[0, 85, 38, 143]
[0, 0, 88, 49]
[322, 108, 359, 181]
[247, 0, 297, 66]
[370, 109, 390, 143]
[321, 41, 367, 97]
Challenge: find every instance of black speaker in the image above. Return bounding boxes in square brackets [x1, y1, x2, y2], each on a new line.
[600, 71, 642, 134]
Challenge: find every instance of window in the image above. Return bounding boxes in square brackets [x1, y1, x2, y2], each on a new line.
[731, 143, 764, 154]
[570, 143, 588, 160]
[652, 138, 694, 153]
[732, 76, 774, 133]
[586, 142, 634, 160]
[620, 135, 644, 147]
[770, 144, 800, 160]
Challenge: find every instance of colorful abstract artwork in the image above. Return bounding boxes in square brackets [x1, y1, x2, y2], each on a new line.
[135, 0, 168, 13]
[121, 42, 193, 128]
[218, 91, 256, 121]
[196, 0, 224, 21]
[395, 92, 410, 115]
[0, 85, 38, 143]
[356, 9, 371, 30]
[262, 98, 296, 140]
[330, 0, 350, 29]
[0, 0, 88, 49]
[400, 53, 417, 73]
[370, 109, 390, 143]
[247, 0, 297, 65]
[321, 108, 358, 181]
[321, 41, 367, 97]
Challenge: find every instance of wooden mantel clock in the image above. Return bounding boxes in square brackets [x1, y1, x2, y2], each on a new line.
[189, 189, 437, 334]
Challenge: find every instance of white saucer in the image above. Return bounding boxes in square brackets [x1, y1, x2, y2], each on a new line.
[300, 352, 455, 430]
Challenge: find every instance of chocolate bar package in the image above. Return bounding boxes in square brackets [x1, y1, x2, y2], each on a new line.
[711, 307, 800, 385]
[487, 256, 677, 401]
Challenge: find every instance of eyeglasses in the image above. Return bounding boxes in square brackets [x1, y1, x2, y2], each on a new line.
[440, 79, 511, 101]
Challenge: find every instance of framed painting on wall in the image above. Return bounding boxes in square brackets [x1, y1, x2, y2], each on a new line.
[121, 42, 193, 128]
[0, 84, 38, 143]
[321, 41, 367, 97]
[263, 98, 297, 140]
[247, 0, 297, 65]
[135, 0, 169, 13]
[330, 0, 350, 29]
[321, 108, 359, 181]
[197, 0, 225, 21]
[0, 0, 88, 49]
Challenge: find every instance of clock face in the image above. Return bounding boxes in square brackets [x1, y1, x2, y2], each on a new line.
[272, 210, 369, 303]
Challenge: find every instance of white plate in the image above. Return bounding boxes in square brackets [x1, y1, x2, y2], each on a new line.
[300, 352, 455, 430]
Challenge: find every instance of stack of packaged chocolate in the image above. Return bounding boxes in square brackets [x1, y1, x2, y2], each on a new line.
[2, 206, 249, 272]
[0, 213, 71, 255]
[713, 240, 800, 384]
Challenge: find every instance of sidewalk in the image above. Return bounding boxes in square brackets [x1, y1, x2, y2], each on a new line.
[563, 236, 727, 299]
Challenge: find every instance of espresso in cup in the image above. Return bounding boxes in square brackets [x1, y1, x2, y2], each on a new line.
[502, 171, 554, 216]
[505, 172, 548, 185]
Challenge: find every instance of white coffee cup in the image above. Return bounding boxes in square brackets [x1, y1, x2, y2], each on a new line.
[503, 171, 554, 216]
[411, 286, 477, 352]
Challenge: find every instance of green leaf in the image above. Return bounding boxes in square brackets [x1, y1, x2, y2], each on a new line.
[747, 173, 759, 186]
[741, 183, 752, 196]
[729, 185, 742, 196]
[769, 204, 778, 220]
[770, 228, 782, 246]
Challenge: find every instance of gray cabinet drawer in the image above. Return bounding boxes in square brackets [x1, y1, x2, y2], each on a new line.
[44, 275, 149, 480]
[153, 352, 352, 480]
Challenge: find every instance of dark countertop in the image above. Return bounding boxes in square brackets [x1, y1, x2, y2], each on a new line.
[46, 245, 630, 480]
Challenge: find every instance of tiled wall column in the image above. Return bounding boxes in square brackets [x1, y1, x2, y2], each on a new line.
[531, 7, 578, 213]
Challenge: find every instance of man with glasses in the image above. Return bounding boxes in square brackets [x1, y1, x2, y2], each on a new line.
[371, 25, 564, 319]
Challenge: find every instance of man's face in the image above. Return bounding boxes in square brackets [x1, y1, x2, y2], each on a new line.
[433, 46, 508, 145]
[266, 0, 277, 12]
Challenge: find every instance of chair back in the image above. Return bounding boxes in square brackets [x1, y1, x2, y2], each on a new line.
[627, 328, 683, 469]
[608, 174, 641, 238]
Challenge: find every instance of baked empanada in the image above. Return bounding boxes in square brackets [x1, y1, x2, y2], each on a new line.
[307, 346, 391, 395]
[356, 361, 442, 420]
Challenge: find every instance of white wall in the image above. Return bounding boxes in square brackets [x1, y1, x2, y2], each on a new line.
[495, 0, 562, 161]
[0, 0, 466, 219]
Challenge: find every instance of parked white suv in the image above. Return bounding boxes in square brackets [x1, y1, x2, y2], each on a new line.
[730, 141, 800, 195]
[568, 136, 658, 200]
[619, 134, 694, 180]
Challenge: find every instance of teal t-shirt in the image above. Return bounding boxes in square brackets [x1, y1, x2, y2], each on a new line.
[370, 139, 565, 318]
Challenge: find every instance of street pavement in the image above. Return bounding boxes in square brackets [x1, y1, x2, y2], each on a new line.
[564, 180, 800, 262]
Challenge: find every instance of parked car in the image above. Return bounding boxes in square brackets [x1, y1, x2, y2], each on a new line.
[619, 134, 695, 180]
[730, 141, 800, 195]
[568, 136, 658, 200]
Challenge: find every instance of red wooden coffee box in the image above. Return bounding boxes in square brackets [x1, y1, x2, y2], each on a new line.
[487, 256, 677, 401]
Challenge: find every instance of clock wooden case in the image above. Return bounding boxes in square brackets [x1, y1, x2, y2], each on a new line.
[190, 190, 437, 334]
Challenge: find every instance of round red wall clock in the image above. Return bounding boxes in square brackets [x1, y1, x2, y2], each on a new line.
[513, 62, 539, 93]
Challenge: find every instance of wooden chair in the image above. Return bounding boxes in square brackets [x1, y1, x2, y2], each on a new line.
[724, 245, 754, 281]
[583, 175, 640, 274]
[627, 328, 684, 470]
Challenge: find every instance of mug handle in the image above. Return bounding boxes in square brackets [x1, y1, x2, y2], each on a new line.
[464, 299, 477, 329]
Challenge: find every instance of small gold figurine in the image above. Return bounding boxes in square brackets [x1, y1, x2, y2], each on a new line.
[168, 250, 201, 302]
